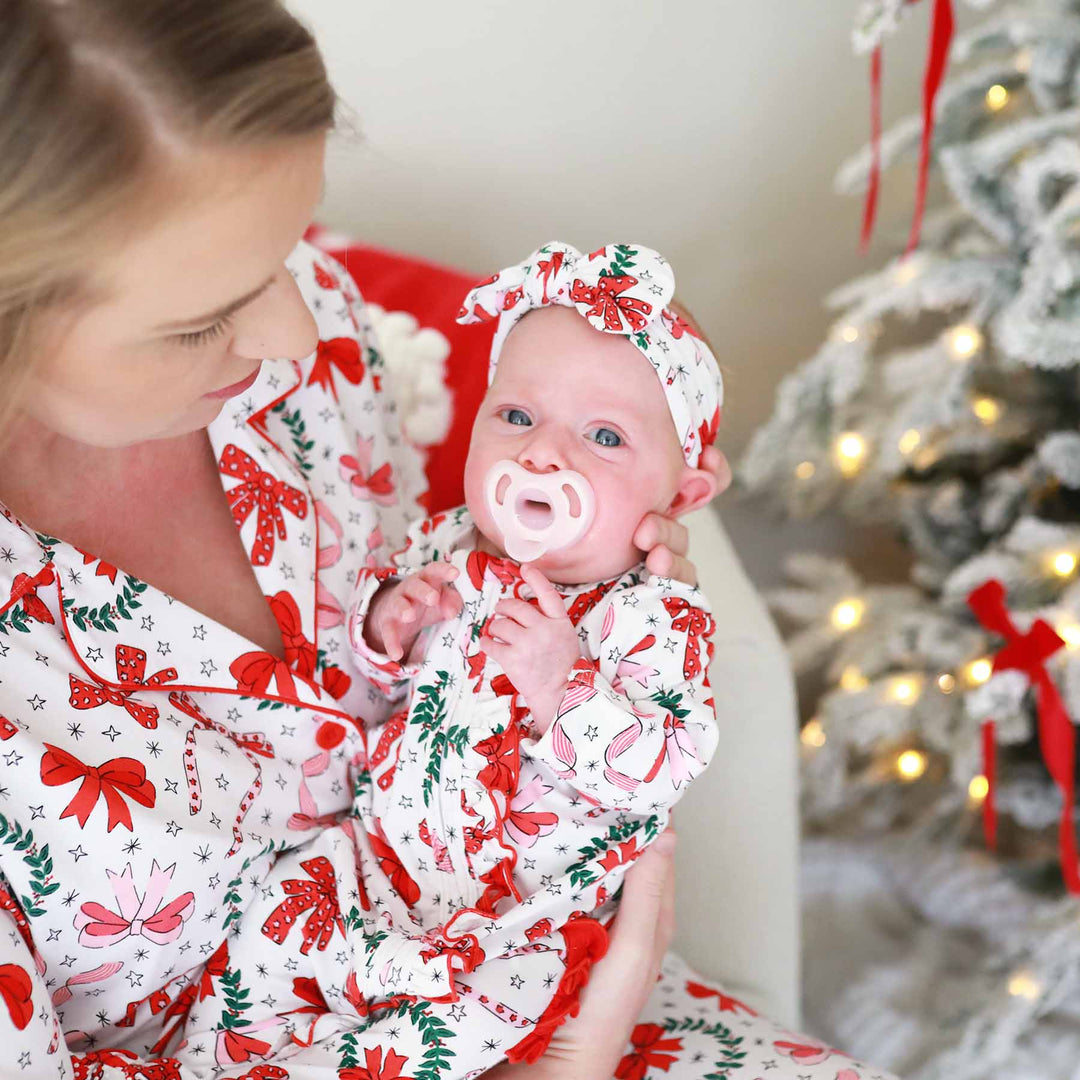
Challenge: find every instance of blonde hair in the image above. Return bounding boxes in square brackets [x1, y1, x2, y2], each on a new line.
[0, 0, 336, 426]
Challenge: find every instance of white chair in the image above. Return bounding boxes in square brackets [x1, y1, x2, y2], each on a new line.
[674, 507, 800, 1030]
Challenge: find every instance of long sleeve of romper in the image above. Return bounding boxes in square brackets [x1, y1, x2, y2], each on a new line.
[521, 576, 719, 813]
[346, 514, 450, 698]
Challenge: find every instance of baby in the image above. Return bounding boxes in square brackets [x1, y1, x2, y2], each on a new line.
[179, 241, 723, 1076]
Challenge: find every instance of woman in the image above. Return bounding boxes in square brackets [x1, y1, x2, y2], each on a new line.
[0, 3, 891, 1078]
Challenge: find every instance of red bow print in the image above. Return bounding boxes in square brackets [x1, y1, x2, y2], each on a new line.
[661, 597, 715, 680]
[268, 591, 317, 678]
[685, 979, 758, 1016]
[473, 721, 522, 799]
[597, 836, 641, 875]
[0, 963, 33, 1030]
[614, 1023, 684, 1080]
[968, 579, 1079, 892]
[566, 580, 617, 627]
[261, 855, 344, 955]
[313, 261, 338, 291]
[465, 551, 522, 593]
[340, 1046, 414, 1080]
[230, 593, 321, 702]
[8, 567, 55, 624]
[40, 743, 156, 832]
[367, 826, 421, 908]
[77, 550, 119, 584]
[307, 337, 365, 402]
[68, 645, 178, 730]
[219, 445, 308, 566]
[569, 274, 653, 333]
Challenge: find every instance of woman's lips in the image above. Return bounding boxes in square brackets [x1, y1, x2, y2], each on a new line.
[204, 365, 262, 400]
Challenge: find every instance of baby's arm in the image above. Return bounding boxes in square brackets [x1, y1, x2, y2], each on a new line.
[521, 576, 719, 812]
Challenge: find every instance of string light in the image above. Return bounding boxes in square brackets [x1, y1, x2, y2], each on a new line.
[894, 259, 921, 285]
[839, 325, 860, 343]
[840, 666, 869, 692]
[889, 675, 923, 704]
[1008, 972, 1042, 1000]
[800, 719, 826, 748]
[972, 395, 1002, 425]
[898, 429, 922, 456]
[834, 432, 867, 476]
[964, 657, 993, 685]
[795, 460, 816, 481]
[985, 84, 1010, 111]
[968, 774, 990, 802]
[1058, 619, 1080, 649]
[946, 324, 983, 360]
[937, 673, 956, 694]
[1051, 551, 1077, 578]
[1015, 47, 1032, 75]
[831, 598, 866, 632]
[896, 749, 928, 781]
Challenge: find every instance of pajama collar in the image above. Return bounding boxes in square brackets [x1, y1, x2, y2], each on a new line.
[457, 242, 723, 467]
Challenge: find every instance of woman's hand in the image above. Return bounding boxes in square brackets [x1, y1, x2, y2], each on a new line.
[483, 828, 678, 1080]
[634, 446, 731, 585]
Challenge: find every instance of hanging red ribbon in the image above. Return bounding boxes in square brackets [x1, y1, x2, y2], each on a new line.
[981, 719, 997, 851]
[861, 0, 955, 254]
[967, 580, 1080, 893]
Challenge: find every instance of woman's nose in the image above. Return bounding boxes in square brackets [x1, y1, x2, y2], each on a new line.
[231, 271, 319, 362]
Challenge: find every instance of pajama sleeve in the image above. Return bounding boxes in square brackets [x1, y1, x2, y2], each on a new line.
[346, 514, 451, 698]
[521, 578, 719, 812]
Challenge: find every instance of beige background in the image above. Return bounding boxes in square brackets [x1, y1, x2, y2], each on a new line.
[290, 0, 972, 590]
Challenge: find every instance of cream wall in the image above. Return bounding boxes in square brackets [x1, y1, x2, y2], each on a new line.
[291, 0, 971, 589]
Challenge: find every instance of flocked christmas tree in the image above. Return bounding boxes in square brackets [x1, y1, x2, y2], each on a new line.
[740, 2, 1080, 1076]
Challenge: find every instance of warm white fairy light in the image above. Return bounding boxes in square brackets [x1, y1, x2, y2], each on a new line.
[889, 675, 923, 705]
[896, 749, 928, 781]
[1008, 971, 1042, 1000]
[831, 598, 865, 632]
[1052, 551, 1077, 578]
[964, 657, 993, 685]
[840, 666, 869, 692]
[947, 324, 983, 360]
[1015, 47, 1032, 75]
[839, 325, 860, 343]
[986, 84, 1010, 111]
[834, 432, 867, 476]
[795, 460, 816, 481]
[1058, 619, 1080, 649]
[898, 429, 922, 456]
[937, 673, 956, 694]
[972, 395, 1002, 425]
[968, 774, 990, 802]
[801, 719, 826, 748]
[894, 259, 921, 285]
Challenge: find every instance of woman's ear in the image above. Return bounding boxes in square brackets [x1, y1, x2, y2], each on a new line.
[665, 465, 720, 518]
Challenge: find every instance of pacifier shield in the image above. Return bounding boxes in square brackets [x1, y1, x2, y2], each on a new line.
[483, 460, 595, 562]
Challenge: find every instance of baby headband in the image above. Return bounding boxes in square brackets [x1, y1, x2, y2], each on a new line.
[456, 242, 723, 467]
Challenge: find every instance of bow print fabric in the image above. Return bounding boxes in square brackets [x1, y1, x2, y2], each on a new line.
[457, 242, 724, 467]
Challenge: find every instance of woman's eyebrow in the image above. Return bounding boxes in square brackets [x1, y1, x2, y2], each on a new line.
[155, 276, 276, 332]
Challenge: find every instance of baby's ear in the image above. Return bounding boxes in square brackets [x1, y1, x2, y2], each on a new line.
[665, 465, 719, 518]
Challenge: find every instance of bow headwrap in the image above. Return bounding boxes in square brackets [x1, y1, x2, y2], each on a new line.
[457, 242, 724, 467]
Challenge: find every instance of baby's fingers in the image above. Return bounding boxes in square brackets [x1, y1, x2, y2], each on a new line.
[520, 563, 566, 621]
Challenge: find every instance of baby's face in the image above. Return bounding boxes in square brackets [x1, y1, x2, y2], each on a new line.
[463, 307, 688, 584]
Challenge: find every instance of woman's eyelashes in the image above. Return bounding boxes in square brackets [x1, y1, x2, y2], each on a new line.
[173, 315, 233, 348]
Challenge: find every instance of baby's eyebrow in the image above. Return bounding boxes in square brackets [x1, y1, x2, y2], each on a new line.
[155, 276, 275, 332]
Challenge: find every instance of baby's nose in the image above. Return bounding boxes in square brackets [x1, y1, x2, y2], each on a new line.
[517, 429, 568, 473]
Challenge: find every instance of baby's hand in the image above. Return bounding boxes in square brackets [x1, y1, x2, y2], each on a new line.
[481, 563, 581, 733]
[366, 563, 463, 662]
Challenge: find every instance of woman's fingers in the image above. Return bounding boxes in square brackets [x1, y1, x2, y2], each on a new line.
[645, 544, 697, 586]
[520, 563, 566, 620]
[634, 513, 690, 561]
[700, 445, 732, 496]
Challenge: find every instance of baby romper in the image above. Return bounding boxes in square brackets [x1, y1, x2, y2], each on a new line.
[177, 506, 718, 1076]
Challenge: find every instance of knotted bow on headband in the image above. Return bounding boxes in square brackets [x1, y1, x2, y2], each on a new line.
[457, 242, 723, 467]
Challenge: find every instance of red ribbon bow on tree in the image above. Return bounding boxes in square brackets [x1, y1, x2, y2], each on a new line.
[219, 444, 308, 566]
[967, 579, 1079, 893]
[862, 0, 955, 254]
[40, 743, 156, 832]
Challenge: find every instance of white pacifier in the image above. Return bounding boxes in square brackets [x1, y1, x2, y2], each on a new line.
[483, 460, 595, 562]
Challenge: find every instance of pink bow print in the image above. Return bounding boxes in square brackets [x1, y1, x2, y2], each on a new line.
[74, 861, 195, 949]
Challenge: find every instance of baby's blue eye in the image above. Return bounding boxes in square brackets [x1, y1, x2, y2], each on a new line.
[502, 408, 531, 427]
[590, 427, 622, 448]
